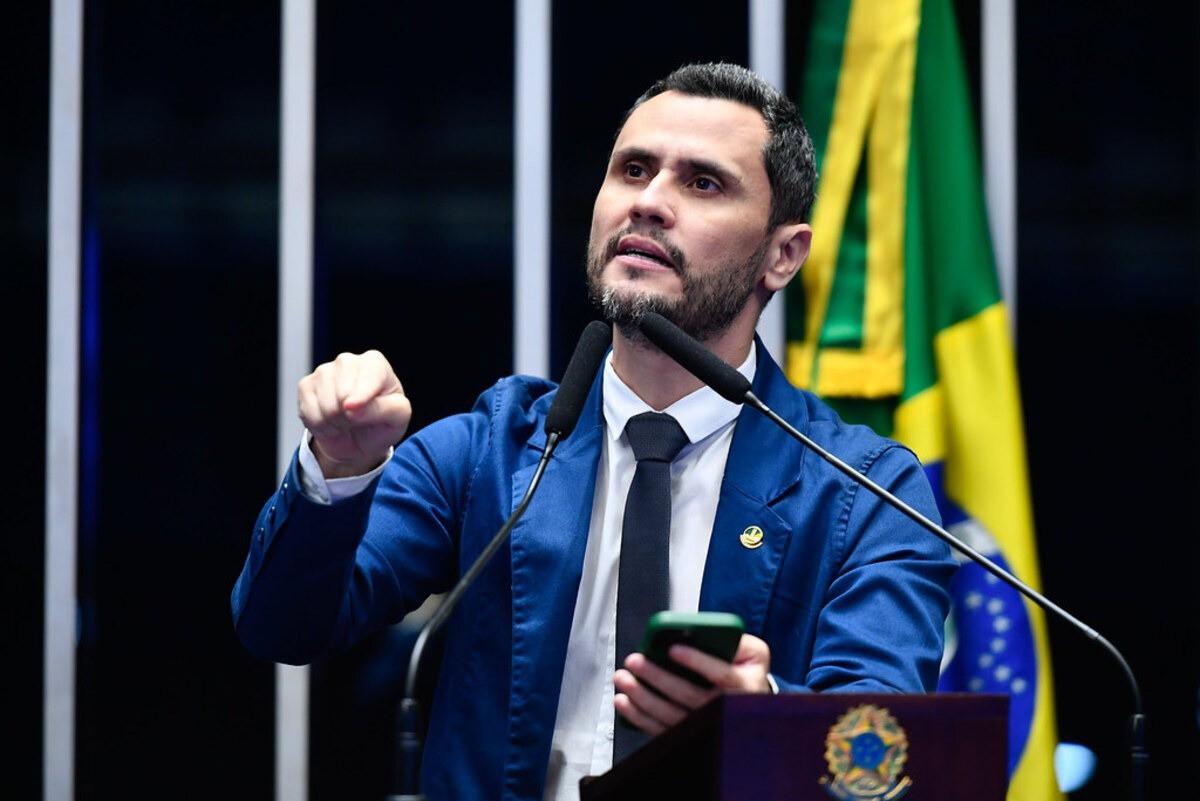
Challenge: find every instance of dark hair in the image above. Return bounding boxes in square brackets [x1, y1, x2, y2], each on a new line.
[619, 62, 816, 229]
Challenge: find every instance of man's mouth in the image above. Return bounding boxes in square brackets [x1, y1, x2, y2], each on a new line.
[614, 235, 677, 271]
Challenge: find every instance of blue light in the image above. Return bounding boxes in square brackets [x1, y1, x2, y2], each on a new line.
[1054, 742, 1097, 793]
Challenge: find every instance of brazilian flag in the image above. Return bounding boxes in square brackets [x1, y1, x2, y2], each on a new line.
[789, 0, 1063, 798]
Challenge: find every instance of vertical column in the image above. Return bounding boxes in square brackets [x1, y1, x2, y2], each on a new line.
[750, 0, 788, 363]
[277, 0, 315, 799]
[983, 0, 1017, 335]
[44, 1, 83, 799]
[514, 0, 551, 377]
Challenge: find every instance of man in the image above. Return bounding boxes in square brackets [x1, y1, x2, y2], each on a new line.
[232, 63, 955, 801]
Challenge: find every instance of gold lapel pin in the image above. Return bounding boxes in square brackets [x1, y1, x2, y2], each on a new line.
[740, 525, 765, 550]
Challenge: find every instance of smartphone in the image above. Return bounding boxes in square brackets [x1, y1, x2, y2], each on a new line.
[639, 611, 745, 689]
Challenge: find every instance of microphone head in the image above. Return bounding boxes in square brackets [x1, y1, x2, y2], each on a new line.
[544, 320, 613, 438]
[637, 312, 751, 404]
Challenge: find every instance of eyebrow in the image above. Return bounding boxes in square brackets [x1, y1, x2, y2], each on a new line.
[612, 146, 743, 190]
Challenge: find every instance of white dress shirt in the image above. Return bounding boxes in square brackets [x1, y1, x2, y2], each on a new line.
[295, 344, 757, 801]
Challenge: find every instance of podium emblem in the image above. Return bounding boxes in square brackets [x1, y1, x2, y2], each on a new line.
[820, 704, 912, 800]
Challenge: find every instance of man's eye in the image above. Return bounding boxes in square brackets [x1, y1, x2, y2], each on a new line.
[693, 176, 720, 192]
[624, 163, 646, 178]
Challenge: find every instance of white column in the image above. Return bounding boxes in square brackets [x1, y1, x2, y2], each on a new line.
[982, 0, 1017, 337]
[514, 0, 551, 377]
[750, 0, 788, 363]
[276, 0, 315, 798]
[45, 2, 84, 799]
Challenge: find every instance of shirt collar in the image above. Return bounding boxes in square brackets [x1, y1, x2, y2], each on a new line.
[602, 341, 757, 446]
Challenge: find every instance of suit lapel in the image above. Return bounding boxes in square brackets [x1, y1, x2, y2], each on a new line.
[699, 344, 809, 636]
[505, 370, 604, 798]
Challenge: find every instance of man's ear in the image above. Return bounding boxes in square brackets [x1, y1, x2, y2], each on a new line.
[762, 223, 812, 293]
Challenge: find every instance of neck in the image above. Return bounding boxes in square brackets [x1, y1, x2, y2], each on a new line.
[609, 303, 759, 410]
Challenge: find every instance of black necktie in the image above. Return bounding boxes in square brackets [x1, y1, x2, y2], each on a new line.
[613, 411, 690, 763]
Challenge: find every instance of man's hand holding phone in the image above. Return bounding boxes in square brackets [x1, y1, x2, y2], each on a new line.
[613, 612, 773, 736]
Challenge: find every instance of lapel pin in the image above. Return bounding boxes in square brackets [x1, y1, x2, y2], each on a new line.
[739, 525, 765, 550]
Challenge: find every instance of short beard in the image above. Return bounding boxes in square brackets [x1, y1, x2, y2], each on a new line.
[585, 227, 770, 345]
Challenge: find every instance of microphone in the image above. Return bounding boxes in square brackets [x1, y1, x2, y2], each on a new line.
[390, 321, 612, 801]
[544, 320, 616, 438]
[637, 312, 752, 403]
[637, 311, 1147, 801]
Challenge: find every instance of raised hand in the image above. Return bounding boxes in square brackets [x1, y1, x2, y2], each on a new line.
[297, 350, 412, 478]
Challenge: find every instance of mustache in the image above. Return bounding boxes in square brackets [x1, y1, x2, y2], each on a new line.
[602, 227, 687, 274]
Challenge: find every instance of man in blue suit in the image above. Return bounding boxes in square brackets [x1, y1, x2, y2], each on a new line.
[232, 63, 954, 801]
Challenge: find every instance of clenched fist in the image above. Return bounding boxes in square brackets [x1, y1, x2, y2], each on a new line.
[297, 350, 412, 478]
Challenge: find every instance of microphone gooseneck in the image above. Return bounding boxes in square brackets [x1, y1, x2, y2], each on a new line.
[390, 321, 612, 801]
[637, 311, 1147, 801]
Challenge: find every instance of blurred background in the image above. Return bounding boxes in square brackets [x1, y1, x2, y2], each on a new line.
[5, 1, 1197, 799]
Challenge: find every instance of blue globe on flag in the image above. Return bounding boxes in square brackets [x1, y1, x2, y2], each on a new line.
[926, 462, 1038, 776]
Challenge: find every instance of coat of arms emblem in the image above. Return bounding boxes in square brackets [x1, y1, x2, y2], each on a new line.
[820, 704, 912, 800]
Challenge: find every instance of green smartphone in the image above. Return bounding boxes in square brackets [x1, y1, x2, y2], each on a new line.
[639, 611, 745, 689]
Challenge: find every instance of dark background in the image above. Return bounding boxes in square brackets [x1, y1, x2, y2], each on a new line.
[1015, 4, 1200, 798]
[5, 1, 1197, 799]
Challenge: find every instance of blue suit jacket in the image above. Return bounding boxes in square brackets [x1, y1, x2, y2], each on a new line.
[232, 345, 955, 801]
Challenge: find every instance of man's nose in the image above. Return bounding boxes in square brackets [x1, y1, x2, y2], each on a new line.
[629, 175, 676, 228]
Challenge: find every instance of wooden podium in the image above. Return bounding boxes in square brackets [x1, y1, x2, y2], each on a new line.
[580, 694, 1007, 800]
